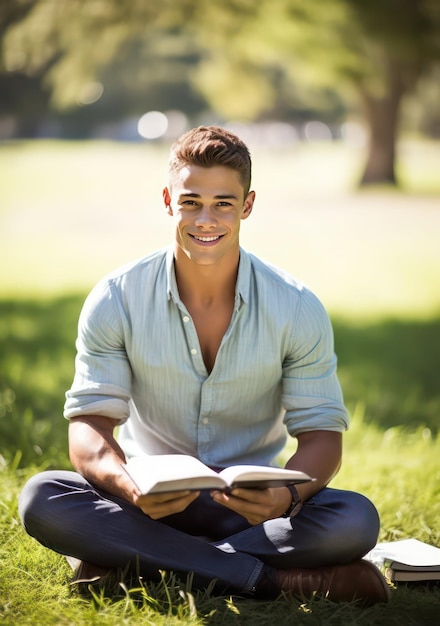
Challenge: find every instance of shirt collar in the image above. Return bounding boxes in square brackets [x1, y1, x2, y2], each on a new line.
[236, 247, 251, 306]
[166, 246, 179, 302]
[166, 245, 251, 310]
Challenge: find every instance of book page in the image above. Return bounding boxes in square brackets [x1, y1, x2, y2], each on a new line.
[123, 455, 313, 494]
[218, 465, 312, 487]
[123, 454, 222, 493]
[366, 539, 440, 569]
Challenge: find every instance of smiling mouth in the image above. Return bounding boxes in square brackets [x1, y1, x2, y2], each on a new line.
[189, 234, 224, 243]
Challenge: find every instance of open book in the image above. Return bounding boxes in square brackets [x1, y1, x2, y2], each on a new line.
[122, 454, 313, 495]
[365, 539, 440, 582]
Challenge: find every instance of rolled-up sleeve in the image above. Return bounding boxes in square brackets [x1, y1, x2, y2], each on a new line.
[64, 279, 132, 423]
[282, 288, 349, 436]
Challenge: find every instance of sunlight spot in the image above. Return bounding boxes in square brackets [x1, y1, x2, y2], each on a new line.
[78, 82, 104, 105]
[299, 602, 313, 613]
[163, 110, 188, 138]
[138, 111, 168, 139]
[422, 428, 431, 440]
[341, 121, 367, 147]
[225, 597, 240, 614]
[304, 121, 332, 141]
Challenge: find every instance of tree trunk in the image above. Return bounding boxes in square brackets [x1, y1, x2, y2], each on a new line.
[358, 62, 406, 187]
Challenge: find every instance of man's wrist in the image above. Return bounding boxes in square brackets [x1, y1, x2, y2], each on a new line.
[281, 485, 303, 518]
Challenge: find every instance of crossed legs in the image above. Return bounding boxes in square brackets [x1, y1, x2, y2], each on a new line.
[19, 470, 380, 594]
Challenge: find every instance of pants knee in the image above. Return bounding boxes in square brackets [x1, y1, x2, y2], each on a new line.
[18, 470, 75, 541]
[297, 489, 380, 566]
[332, 491, 380, 561]
[19, 472, 50, 534]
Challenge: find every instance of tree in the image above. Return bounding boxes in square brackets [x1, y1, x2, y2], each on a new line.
[2, 0, 440, 185]
[0, 0, 210, 135]
[191, 0, 440, 185]
[1, 1, 195, 107]
[325, 0, 439, 184]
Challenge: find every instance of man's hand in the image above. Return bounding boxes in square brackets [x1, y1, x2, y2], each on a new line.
[133, 490, 200, 520]
[211, 486, 292, 525]
[69, 415, 201, 517]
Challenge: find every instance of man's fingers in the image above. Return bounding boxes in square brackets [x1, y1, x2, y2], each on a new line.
[136, 490, 191, 506]
[153, 490, 193, 503]
[228, 487, 270, 502]
[136, 490, 200, 519]
[211, 487, 287, 525]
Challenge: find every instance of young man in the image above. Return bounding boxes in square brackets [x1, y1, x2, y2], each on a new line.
[19, 126, 389, 604]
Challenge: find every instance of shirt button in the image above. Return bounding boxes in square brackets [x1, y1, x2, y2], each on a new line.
[183, 316, 190, 323]
[191, 348, 197, 355]
[202, 418, 209, 424]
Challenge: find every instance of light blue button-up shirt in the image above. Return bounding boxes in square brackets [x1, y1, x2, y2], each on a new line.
[64, 247, 348, 467]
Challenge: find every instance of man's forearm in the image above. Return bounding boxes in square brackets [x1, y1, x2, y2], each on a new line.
[284, 430, 342, 502]
[68, 415, 135, 503]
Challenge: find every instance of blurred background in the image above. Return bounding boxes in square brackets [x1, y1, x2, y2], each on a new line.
[1, 0, 440, 300]
[1, 1, 439, 167]
[1, 0, 440, 467]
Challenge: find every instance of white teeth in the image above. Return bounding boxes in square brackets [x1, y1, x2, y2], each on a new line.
[193, 235, 220, 242]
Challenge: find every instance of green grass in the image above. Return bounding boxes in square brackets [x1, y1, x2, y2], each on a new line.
[1, 415, 439, 625]
[1, 139, 440, 624]
[1, 300, 440, 624]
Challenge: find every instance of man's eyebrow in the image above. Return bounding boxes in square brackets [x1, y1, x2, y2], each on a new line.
[179, 192, 239, 200]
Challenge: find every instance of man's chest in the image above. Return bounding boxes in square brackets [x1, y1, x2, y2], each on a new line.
[125, 298, 285, 384]
[186, 302, 234, 374]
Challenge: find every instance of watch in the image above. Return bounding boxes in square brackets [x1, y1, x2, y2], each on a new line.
[281, 484, 303, 518]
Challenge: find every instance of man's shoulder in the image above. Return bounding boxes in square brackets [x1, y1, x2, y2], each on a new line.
[245, 251, 328, 322]
[82, 248, 169, 312]
[247, 251, 306, 294]
[102, 247, 169, 286]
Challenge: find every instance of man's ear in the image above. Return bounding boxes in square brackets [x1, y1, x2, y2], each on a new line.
[241, 191, 255, 220]
[163, 187, 173, 215]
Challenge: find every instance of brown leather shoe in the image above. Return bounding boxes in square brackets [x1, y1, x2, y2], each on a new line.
[69, 560, 114, 585]
[275, 559, 390, 606]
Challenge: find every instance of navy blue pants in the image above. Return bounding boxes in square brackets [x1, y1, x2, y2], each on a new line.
[19, 470, 380, 594]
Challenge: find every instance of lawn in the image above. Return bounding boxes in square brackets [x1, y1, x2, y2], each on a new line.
[1, 139, 439, 624]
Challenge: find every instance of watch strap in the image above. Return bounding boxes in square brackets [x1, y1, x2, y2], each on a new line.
[281, 484, 303, 518]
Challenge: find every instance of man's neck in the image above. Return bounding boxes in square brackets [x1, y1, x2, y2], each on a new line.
[174, 249, 239, 308]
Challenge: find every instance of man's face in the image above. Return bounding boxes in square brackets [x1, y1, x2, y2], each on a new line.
[163, 164, 255, 268]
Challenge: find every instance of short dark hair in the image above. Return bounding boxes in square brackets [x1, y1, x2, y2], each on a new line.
[169, 126, 252, 195]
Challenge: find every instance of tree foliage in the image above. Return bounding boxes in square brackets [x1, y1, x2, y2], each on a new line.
[3, 0, 439, 113]
[190, 0, 440, 183]
[2, 0, 440, 184]
[1, 0, 200, 108]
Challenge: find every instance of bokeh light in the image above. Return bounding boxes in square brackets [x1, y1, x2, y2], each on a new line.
[137, 111, 169, 139]
[78, 82, 104, 105]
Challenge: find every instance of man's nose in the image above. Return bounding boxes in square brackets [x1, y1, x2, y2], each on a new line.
[195, 205, 217, 227]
